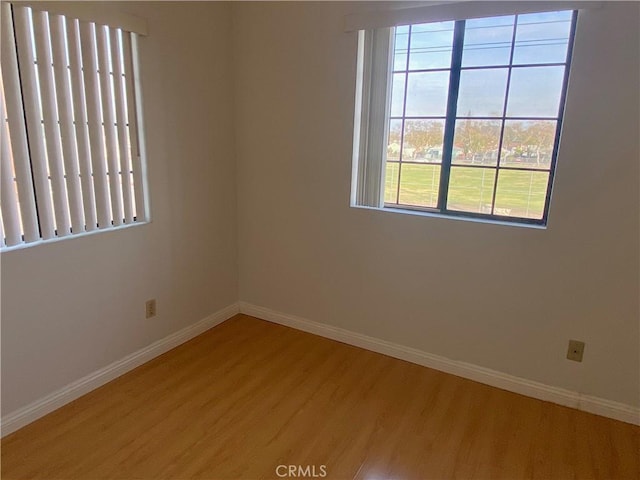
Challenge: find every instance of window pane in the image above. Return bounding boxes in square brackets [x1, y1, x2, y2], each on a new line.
[394, 25, 409, 71]
[506, 66, 565, 117]
[405, 71, 450, 116]
[501, 120, 557, 169]
[385, 162, 400, 203]
[390, 73, 405, 117]
[447, 167, 496, 214]
[398, 164, 440, 207]
[387, 119, 402, 161]
[513, 11, 572, 65]
[402, 119, 445, 162]
[453, 119, 501, 166]
[494, 170, 549, 219]
[457, 68, 508, 117]
[462, 16, 515, 67]
[408, 22, 455, 70]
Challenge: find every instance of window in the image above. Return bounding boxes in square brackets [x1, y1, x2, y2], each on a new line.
[1, 3, 147, 249]
[352, 9, 577, 225]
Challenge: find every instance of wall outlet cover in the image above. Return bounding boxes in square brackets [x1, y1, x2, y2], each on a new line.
[567, 340, 585, 362]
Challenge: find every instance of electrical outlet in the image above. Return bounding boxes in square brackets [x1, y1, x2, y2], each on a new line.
[145, 299, 157, 319]
[566, 340, 585, 362]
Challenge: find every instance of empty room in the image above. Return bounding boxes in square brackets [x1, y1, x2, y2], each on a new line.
[1, 1, 638, 479]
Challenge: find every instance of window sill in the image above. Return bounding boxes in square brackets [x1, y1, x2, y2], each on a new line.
[0, 220, 150, 253]
[350, 204, 548, 230]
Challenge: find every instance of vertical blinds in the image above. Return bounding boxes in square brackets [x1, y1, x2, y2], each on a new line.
[0, 3, 145, 248]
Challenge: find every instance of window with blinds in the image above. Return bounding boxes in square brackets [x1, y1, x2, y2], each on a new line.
[0, 3, 147, 249]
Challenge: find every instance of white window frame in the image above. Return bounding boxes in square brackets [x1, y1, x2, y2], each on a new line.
[350, 2, 598, 226]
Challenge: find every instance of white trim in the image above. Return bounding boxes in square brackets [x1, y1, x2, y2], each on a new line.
[351, 204, 547, 229]
[0, 215, 148, 253]
[344, 1, 603, 32]
[0, 303, 240, 437]
[238, 302, 640, 426]
[4, 301, 636, 438]
[14, 1, 148, 35]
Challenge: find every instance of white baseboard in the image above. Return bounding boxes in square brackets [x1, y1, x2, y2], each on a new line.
[1, 303, 240, 437]
[238, 302, 640, 426]
[4, 301, 637, 437]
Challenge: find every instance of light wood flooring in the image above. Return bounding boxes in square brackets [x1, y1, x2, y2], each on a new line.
[2, 314, 638, 479]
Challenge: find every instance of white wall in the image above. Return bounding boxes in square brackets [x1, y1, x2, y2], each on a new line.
[2, 1, 638, 418]
[233, 2, 639, 407]
[1, 2, 238, 415]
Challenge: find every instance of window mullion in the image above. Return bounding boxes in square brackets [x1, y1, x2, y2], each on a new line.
[437, 20, 465, 212]
[489, 15, 519, 216]
[396, 25, 412, 205]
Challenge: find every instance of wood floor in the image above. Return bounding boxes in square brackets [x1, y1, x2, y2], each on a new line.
[2, 314, 638, 479]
